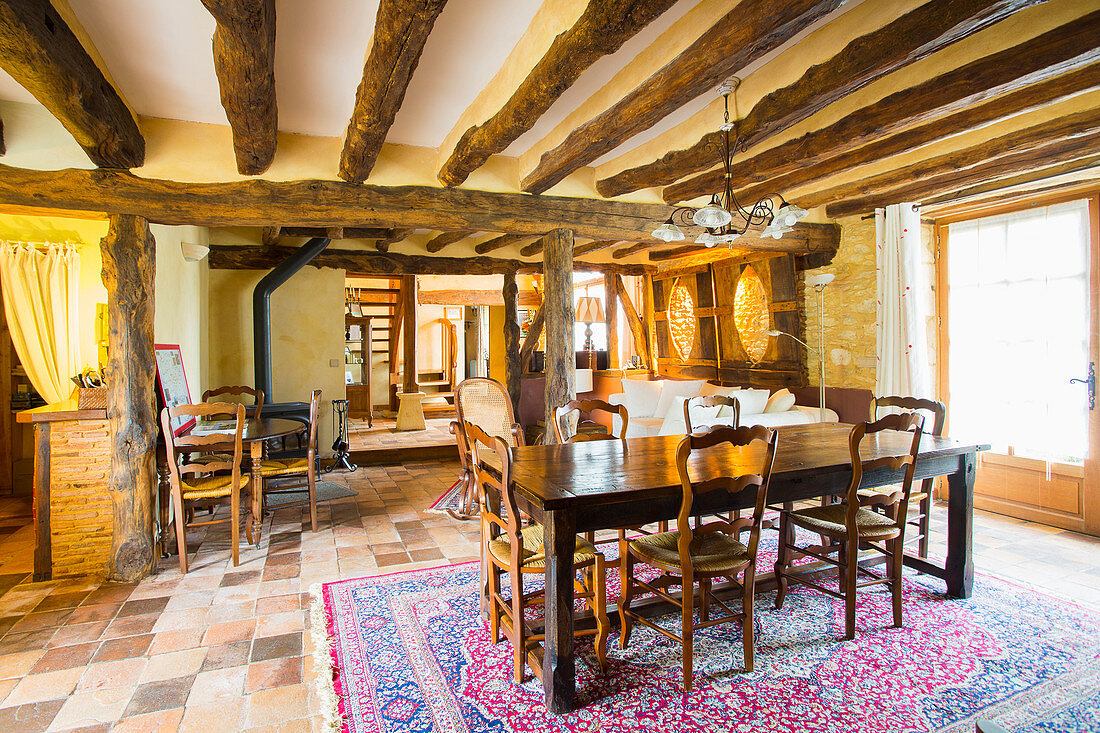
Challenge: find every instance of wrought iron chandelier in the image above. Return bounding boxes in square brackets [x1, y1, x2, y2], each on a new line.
[652, 78, 808, 247]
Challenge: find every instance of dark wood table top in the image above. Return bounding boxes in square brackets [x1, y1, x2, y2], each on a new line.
[504, 423, 988, 511]
[191, 417, 305, 443]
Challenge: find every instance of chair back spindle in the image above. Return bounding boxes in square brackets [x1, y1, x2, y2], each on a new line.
[202, 385, 264, 419]
[553, 398, 628, 444]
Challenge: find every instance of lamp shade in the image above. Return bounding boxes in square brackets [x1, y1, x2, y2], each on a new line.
[576, 296, 605, 324]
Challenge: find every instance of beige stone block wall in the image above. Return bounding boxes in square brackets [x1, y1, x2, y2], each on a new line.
[49, 419, 113, 578]
[802, 215, 937, 394]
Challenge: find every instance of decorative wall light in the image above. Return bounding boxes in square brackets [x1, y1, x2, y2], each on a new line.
[668, 280, 696, 361]
[652, 78, 808, 247]
[733, 265, 770, 363]
[181, 242, 210, 262]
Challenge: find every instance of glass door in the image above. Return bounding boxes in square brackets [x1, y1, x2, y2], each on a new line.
[940, 196, 1099, 535]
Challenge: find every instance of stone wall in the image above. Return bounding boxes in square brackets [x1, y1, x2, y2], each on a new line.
[802, 215, 937, 393]
[48, 419, 113, 578]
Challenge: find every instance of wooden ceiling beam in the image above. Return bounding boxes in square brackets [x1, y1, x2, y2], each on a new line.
[519, 235, 556, 258]
[208, 244, 655, 276]
[597, 0, 1045, 198]
[200, 0, 277, 175]
[279, 226, 392, 239]
[375, 227, 414, 252]
[0, 114, 4, 156]
[521, 0, 842, 195]
[437, 0, 678, 187]
[572, 239, 623, 257]
[823, 125, 1100, 218]
[338, 0, 448, 183]
[666, 16, 1100, 204]
[425, 230, 475, 253]
[611, 242, 655, 259]
[921, 156, 1100, 211]
[0, 0, 144, 168]
[474, 233, 536, 255]
[649, 223, 841, 260]
[0, 164, 676, 243]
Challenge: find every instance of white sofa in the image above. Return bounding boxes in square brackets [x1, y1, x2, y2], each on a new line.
[608, 378, 839, 438]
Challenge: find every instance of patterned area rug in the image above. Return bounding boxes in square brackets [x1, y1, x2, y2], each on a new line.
[426, 480, 465, 515]
[266, 481, 357, 508]
[312, 540, 1100, 733]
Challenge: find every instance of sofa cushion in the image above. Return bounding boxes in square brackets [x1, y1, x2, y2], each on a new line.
[659, 395, 722, 435]
[619, 378, 664, 419]
[653, 379, 705, 421]
[624, 416, 663, 438]
[698, 382, 740, 397]
[737, 388, 771, 416]
[764, 388, 796, 413]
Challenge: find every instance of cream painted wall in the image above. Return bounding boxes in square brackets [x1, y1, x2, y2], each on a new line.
[206, 266, 345, 455]
[488, 306, 505, 383]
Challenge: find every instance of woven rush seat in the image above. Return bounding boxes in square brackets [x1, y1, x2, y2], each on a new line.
[258, 457, 310, 476]
[857, 486, 928, 502]
[487, 524, 597, 570]
[787, 504, 900, 540]
[181, 472, 250, 500]
[629, 530, 751, 574]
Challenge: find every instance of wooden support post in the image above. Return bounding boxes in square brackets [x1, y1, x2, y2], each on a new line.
[401, 274, 418, 395]
[503, 272, 521, 415]
[363, 317, 373, 428]
[388, 281, 403, 411]
[100, 214, 157, 582]
[603, 273, 619, 369]
[543, 229, 575, 443]
[31, 423, 50, 581]
[0, 306, 11, 493]
[642, 274, 656, 372]
[614, 274, 648, 370]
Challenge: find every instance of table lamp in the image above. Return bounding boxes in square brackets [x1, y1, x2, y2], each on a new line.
[576, 295, 605, 370]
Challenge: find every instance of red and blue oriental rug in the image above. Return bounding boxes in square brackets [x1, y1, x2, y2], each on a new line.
[312, 544, 1100, 732]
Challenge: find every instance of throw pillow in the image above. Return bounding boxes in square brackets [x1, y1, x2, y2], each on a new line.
[737, 388, 771, 416]
[659, 395, 721, 436]
[699, 382, 740, 397]
[653, 379, 706, 420]
[620, 378, 664, 419]
[764, 388, 797, 413]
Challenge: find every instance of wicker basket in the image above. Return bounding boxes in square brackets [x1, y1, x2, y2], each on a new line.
[77, 387, 108, 410]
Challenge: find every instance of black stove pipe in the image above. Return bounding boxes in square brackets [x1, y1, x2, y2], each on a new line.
[253, 236, 331, 401]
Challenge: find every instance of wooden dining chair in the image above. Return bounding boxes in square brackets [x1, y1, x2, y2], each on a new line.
[255, 390, 321, 532]
[619, 425, 778, 692]
[552, 398, 627, 444]
[161, 402, 249, 572]
[449, 378, 525, 521]
[683, 394, 740, 433]
[202, 385, 264, 419]
[465, 420, 609, 684]
[774, 412, 924, 640]
[866, 396, 946, 561]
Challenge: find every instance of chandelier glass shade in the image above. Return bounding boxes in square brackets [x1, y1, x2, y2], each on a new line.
[653, 82, 808, 247]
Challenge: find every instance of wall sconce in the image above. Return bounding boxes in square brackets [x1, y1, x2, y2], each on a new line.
[181, 242, 210, 262]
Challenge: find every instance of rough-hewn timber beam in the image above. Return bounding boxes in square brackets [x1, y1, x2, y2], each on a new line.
[612, 274, 648, 366]
[522, 0, 843, 195]
[572, 240, 622, 257]
[543, 230, 575, 441]
[474, 233, 532, 255]
[209, 245, 656, 276]
[200, 0, 277, 175]
[611, 242, 656, 259]
[824, 128, 1100, 218]
[339, 0, 448, 183]
[100, 214, 157, 581]
[261, 225, 280, 245]
[597, 0, 1044, 198]
[519, 235, 555, 258]
[520, 303, 545, 373]
[280, 226, 391, 239]
[401, 274, 418, 394]
[667, 17, 1100, 204]
[0, 164, 673, 243]
[0, 114, 5, 156]
[425, 230, 474, 253]
[921, 154, 1100, 210]
[374, 228, 414, 252]
[0, 0, 144, 168]
[503, 273, 522, 413]
[438, 0, 678, 187]
[419, 289, 539, 306]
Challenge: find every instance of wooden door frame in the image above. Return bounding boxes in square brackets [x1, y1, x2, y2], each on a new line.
[934, 188, 1100, 536]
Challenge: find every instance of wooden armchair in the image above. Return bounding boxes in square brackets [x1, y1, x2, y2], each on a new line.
[255, 390, 322, 532]
[465, 420, 608, 684]
[161, 402, 248, 572]
[552, 398, 627, 444]
[449, 378, 525, 521]
[202, 385, 264, 418]
[619, 425, 778, 691]
[683, 394, 740, 433]
[774, 412, 925, 640]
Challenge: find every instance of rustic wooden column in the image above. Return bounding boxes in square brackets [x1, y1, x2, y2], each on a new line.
[502, 272, 521, 414]
[100, 214, 157, 582]
[602, 272, 619, 370]
[542, 229, 575, 443]
[401, 274, 418, 394]
[642, 274, 657, 373]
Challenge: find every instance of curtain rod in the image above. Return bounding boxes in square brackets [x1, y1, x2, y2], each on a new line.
[0, 239, 80, 249]
[860, 203, 921, 221]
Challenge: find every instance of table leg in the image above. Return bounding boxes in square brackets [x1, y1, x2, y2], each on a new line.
[945, 452, 976, 598]
[251, 442, 263, 548]
[156, 450, 171, 558]
[543, 507, 576, 714]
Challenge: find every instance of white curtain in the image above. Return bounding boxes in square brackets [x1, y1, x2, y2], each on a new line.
[0, 242, 82, 404]
[876, 203, 931, 399]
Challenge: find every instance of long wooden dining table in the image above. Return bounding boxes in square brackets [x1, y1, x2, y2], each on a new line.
[490, 422, 987, 714]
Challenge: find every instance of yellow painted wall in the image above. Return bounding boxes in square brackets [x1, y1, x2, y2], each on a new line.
[206, 266, 345, 455]
[0, 214, 206, 397]
[488, 306, 505, 383]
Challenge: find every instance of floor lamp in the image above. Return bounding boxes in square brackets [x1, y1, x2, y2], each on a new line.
[767, 273, 834, 422]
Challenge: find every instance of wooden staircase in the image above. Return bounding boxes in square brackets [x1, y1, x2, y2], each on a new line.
[418, 371, 455, 418]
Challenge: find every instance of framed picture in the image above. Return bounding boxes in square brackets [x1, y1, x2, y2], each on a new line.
[154, 344, 195, 436]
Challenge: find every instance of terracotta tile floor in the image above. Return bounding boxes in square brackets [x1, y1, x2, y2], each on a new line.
[346, 416, 455, 451]
[0, 462, 1096, 731]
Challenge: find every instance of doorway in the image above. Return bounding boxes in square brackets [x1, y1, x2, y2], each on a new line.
[937, 194, 1099, 535]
